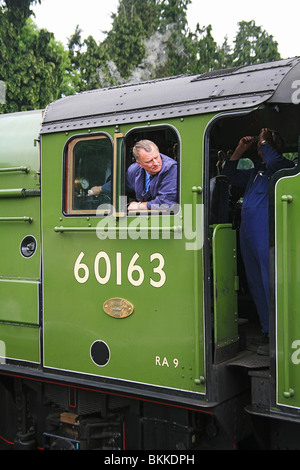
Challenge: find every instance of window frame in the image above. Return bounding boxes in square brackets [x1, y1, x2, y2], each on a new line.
[63, 133, 113, 217]
[122, 124, 181, 217]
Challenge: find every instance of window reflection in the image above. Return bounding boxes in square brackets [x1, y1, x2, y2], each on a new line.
[65, 135, 112, 214]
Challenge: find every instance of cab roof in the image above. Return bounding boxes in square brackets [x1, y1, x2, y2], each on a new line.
[40, 57, 300, 135]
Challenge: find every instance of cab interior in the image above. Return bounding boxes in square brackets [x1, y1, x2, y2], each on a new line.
[207, 104, 300, 361]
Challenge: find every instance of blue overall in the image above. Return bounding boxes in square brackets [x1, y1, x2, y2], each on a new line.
[223, 143, 294, 335]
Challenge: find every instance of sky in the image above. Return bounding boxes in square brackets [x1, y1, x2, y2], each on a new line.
[31, 0, 299, 60]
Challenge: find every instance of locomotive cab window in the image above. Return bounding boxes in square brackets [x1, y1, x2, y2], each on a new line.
[64, 135, 113, 215]
[123, 126, 180, 215]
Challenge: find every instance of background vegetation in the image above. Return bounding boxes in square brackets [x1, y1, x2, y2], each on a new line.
[0, 0, 281, 113]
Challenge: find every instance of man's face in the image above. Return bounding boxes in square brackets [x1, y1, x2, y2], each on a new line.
[137, 147, 162, 175]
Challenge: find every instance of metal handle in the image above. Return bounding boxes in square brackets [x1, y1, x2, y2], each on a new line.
[0, 166, 30, 173]
[0, 189, 40, 198]
[0, 216, 32, 223]
[281, 194, 294, 398]
[191, 186, 205, 385]
[54, 225, 182, 234]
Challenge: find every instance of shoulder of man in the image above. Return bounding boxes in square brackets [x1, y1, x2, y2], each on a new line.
[160, 154, 177, 170]
[127, 161, 141, 176]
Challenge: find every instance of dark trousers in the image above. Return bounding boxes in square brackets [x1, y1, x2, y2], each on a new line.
[240, 207, 270, 335]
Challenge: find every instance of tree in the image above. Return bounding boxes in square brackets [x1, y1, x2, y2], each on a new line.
[0, 1, 284, 112]
[216, 36, 233, 70]
[232, 20, 280, 66]
[186, 24, 219, 74]
[1, 0, 41, 29]
[121, 0, 161, 37]
[102, 0, 193, 82]
[0, 1, 70, 112]
[154, 0, 191, 77]
[65, 25, 85, 94]
[79, 36, 111, 90]
[104, 1, 146, 79]
[159, 0, 191, 33]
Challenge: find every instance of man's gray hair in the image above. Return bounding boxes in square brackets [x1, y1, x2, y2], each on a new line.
[132, 140, 158, 161]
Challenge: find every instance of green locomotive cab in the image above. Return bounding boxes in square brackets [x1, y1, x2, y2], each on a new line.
[1, 58, 300, 450]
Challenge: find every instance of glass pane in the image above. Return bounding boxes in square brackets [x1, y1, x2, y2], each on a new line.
[65, 136, 112, 214]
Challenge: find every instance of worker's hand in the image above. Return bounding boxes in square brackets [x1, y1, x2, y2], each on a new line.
[88, 186, 102, 196]
[239, 136, 255, 151]
[230, 136, 254, 160]
[258, 128, 271, 146]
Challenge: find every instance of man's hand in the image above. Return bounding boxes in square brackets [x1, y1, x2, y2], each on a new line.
[230, 136, 254, 160]
[258, 128, 272, 147]
[88, 186, 102, 196]
[128, 201, 148, 210]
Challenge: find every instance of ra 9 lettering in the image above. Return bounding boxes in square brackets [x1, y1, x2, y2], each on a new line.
[74, 251, 166, 288]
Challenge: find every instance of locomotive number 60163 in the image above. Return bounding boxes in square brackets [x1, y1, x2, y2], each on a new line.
[74, 251, 167, 288]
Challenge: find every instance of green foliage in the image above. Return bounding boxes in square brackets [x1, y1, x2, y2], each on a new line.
[0, 0, 283, 112]
[1, 0, 41, 29]
[0, 1, 69, 113]
[159, 0, 191, 33]
[232, 20, 281, 65]
[104, 2, 146, 79]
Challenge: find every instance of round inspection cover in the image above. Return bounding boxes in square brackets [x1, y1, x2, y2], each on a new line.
[20, 235, 37, 258]
[90, 340, 110, 367]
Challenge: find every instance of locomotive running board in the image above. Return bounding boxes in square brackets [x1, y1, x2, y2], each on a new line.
[226, 350, 270, 369]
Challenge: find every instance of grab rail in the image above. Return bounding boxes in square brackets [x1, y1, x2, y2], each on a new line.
[191, 186, 205, 386]
[281, 194, 294, 398]
[0, 216, 32, 223]
[0, 166, 30, 173]
[0, 188, 40, 198]
[54, 225, 182, 234]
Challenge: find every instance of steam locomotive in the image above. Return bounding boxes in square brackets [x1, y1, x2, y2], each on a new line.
[0, 57, 300, 450]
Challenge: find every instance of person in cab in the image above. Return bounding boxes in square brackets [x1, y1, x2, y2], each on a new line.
[222, 128, 295, 355]
[89, 139, 178, 211]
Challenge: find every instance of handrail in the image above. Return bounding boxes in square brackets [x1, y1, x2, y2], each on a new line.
[0, 166, 30, 173]
[0, 216, 32, 223]
[281, 194, 294, 398]
[54, 225, 182, 233]
[0, 189, 25, 198]
[0, 188, 40, 198]
[191, 185, 205, 386]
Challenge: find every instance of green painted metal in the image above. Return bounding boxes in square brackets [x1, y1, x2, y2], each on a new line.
[0, 279, 40, 324]
[212, 224, 239, 354]
[1, 60, 300, 437]
[41, 115, 210, 396]
[275, 174, 300, 407]
[0, 323, 40, 363]
[0, 110, 42, 364]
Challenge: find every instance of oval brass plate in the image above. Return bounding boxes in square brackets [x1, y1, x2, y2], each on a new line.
[103, 297, 134, 319]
